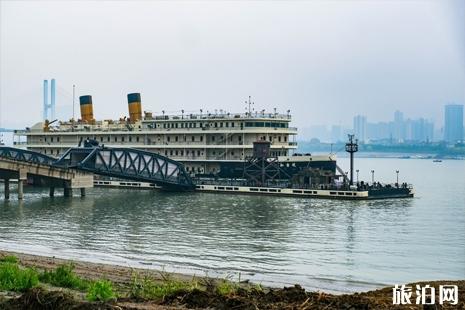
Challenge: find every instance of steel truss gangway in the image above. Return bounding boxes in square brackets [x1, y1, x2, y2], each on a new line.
[0, 146, 57, 166]
[0, 146, 195, 191]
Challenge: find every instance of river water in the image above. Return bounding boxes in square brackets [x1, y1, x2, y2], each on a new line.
[1, 158, 464, 293]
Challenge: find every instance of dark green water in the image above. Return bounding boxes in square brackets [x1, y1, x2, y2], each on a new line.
[1, 158, 464, 293]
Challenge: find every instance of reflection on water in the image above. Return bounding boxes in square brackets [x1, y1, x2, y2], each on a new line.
[1, 158, 464, 293]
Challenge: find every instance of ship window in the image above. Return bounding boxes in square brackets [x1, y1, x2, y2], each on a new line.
[100, 137, 103, 142]
[215, 122, 218, 127]
[231, 151, 234, 156]
[231, 122, 234, 127]
[107, 137, 110, 142]
[245, 122, 253, 127]
[175, 150, 178, 156]
[200, 136, 203, 142]
[191, 136, 194, 142]
[44, 137, 47, 142]
[226, 122, 229, 127]
[170, 150, 173, 156]
[181, 123, 184, 128]
[220, 122, 223, 127]
[122, 137, 125, 142]
[193, 123, 197, 128]
[197, 150, 201, 156]
[278, 136, 282, 142]
[284, 136, 287, 142]
[212, 151, 216, 155]
[129, 136, 132, 142]
[167, 136, 170, 142]
[164, 150, 167, 156]
[57, 137, 60, 142]
[175, 136, 178, 142]
[269, 136, 272, 142]
[265, 122, 271, 127]
[181, 150, 184, 156]
[136, 136, 140, 142]
[51, 137, 54, 142]
[175, 123, 178, 128]
[114, 137, 117, 142]
[238, 136, 242, 141]
[212, 136, 215, 141]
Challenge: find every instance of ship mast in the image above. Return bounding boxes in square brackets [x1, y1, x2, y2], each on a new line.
[245, 96, 254, 117]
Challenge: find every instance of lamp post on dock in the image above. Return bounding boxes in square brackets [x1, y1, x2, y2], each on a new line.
[396, 170, 399, 185]
[345, 134, 359, 186]
[371, 170, 375, 184]
[356, 169, 359, 183]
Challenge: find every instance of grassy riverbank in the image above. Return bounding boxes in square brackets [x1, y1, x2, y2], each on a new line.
[0, 251, 463, 309]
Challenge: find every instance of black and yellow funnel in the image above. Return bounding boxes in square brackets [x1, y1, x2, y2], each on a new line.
[127, 93, 142, 123]
[79, 95, 94, 123]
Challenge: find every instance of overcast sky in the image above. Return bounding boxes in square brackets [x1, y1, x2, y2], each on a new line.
[1, 0, 464, 131]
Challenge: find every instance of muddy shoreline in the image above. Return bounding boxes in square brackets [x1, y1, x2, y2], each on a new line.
[1, 250, 464, 309]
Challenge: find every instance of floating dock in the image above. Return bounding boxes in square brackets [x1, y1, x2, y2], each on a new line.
[94, 180, 414, 200]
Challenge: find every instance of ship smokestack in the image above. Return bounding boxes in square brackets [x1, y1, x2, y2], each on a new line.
[127, 93, 142, 123]
[79, 95, 94, 123]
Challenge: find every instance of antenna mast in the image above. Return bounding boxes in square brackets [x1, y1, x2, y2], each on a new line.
[245, 96, 254, 117]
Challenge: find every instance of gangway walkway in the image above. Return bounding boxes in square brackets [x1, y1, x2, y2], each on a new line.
[0, 146, 194, 199]
[54, 147, 194, 190]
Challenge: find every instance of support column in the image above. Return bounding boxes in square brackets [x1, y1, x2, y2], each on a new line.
[4, 179, 10, 200]
[49, 187, 55, 197]
[64, 187, 73, 197]
[18, 180, 24, 200]
[80, 188, 86, 197]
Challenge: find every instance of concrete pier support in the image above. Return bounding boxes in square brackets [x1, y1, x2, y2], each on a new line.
[4, 179, 10, 200]
[64, 187, 73, 197]
[18, 180, 24, 200]
[80, 188, 86, 197]
[49, 187, 55, 197]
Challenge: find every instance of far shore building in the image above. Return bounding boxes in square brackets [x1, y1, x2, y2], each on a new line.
[444, 104, 464, 143]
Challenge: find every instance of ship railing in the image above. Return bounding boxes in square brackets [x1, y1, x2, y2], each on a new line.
[147, 113, 292, 121]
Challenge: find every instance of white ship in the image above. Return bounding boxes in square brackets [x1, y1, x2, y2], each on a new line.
[14, 92, 337, 182]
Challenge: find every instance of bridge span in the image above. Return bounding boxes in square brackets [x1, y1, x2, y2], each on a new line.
[0, 146, 194, 199]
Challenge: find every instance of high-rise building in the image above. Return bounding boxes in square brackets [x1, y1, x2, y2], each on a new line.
[353, 115, 367, 142]
[406, 118, 434, 142]
[393, 110, 405, 142]
[444, 104, 464, 143]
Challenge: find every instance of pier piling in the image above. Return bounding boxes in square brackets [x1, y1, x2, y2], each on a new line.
[4, 179, 10, 200]
[49, 187, 55, 197]
[80, 188, 86, 197]
[64, 187, 73, 197]
[18, 180, 24, 200]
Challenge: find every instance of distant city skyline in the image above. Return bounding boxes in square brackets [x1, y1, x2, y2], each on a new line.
[301, 104, 463, 143]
